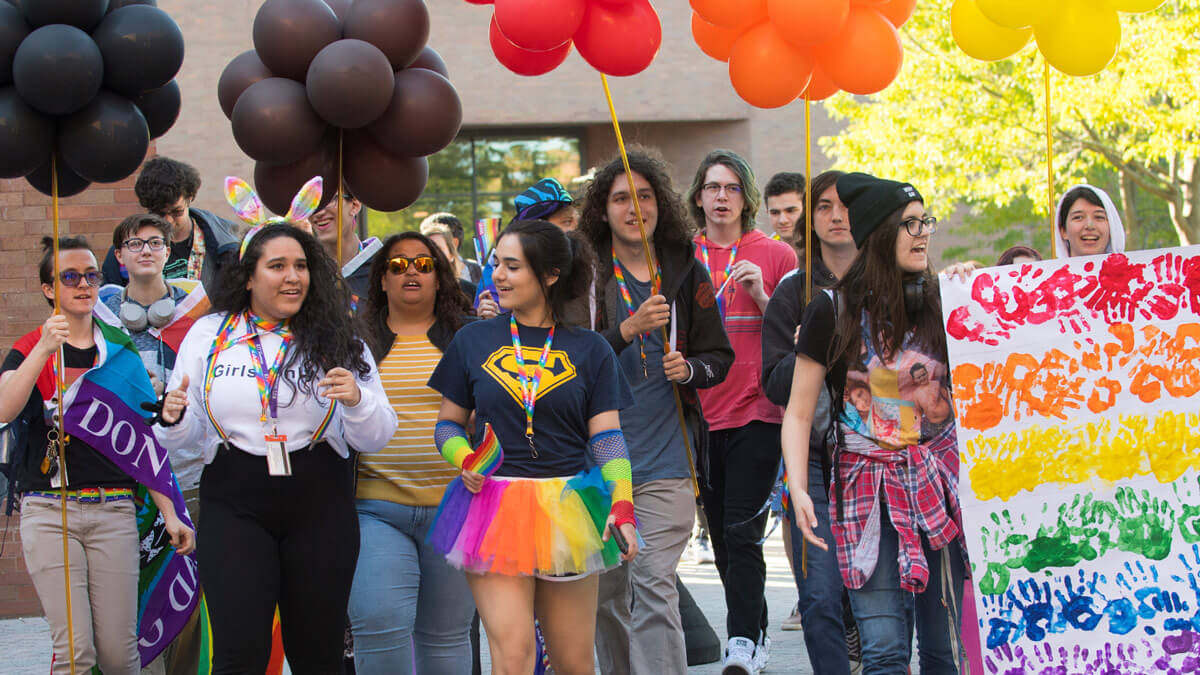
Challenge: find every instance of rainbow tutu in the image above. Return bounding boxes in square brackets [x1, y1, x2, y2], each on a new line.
[428, 467, 622, 576]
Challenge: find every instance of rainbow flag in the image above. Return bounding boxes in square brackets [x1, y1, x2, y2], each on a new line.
[462, 423, 502, 477]
[473, 218, 502, 310]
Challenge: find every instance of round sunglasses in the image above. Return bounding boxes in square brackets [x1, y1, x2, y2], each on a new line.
[387, 255, 435, 275]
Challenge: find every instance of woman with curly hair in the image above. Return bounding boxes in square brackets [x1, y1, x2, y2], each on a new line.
[347, 232, 476, 674]
[579, 148, 733, 674]
[155, 223, 397, 674]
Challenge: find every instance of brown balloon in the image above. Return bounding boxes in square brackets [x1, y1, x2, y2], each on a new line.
[343, 130, 428, 212]
[252, 0, 340, 81]
[343, 0, 429, 71]
[305, 39, 395, 129]
[409, 46, 449, 78]
[218, 50, 273, 119]
[366, 68, 461, 158]
[231, 77, 328, 164]
[254, 139, 336, 215]
[322, 0, 351, 22]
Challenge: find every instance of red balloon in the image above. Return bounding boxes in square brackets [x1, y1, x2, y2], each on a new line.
[343, 130, 428, 212]
[816, 7, 902, 95]
[728, 22, 813, 108]
[799, 63, 839, 101]
[877, 0, 915, 27]
[691, 11, 743, 62]
[574, 0, 661, 77]
[767, 0, 849, 47]
[494, 0, 584, 52]
[691, 0, 765, 31]
[464, 0, 493, 4]
[488, 14, 571, 76]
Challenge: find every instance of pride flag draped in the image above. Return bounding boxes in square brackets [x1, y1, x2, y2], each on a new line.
[473, 217, 501, 311]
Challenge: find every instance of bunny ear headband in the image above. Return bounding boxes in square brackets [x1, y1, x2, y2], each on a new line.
[224, 176, 324, 259]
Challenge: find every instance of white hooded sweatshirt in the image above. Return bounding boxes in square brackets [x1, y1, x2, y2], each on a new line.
[1053, 183, 1127, 259]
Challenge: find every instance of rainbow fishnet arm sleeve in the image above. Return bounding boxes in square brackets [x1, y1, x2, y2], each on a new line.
[589, 429, 635, 528]
[435, 420, 473, 469]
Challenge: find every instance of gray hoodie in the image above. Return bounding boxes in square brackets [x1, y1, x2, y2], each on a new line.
[1053, 183, 1126, 259]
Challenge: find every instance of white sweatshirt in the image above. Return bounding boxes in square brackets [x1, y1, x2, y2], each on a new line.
[155, 313, 398, 463]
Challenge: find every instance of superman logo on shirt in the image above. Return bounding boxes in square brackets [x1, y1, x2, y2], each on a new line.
[481, 346, 577, 406]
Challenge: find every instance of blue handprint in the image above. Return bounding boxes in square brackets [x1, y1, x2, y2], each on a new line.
[980, 591, 1022, 649]
[1054, 570, 1104, 631]
[1008, 578, 1064, 642]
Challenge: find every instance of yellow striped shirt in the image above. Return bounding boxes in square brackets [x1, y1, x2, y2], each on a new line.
[356, 335, 458, 506]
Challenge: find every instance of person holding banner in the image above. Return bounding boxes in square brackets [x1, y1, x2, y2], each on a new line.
[347, 232, 476, 674]
[782, 173, 966, 675]
[425, 220, 638, 675]
[0, 236, 195, 675]
[156, 221, 397, 674]
[581, 149, 733, 674]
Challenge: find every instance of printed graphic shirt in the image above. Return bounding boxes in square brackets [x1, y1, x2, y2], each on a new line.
[795, 291, 964, 592]
[428, 316, 634, 478]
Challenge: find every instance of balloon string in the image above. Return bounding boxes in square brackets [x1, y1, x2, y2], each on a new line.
[600, 73, 700, 498]
[336, 129, 344, 268]
[804, 97, 812, 305]
[1045, 60, 1055, 258]
[51, 155, 78, 675]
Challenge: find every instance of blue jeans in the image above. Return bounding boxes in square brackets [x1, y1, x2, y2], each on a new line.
[788, 458, 850, 674]
[348, 499, 476, 675]
[847, 501, 965, 675]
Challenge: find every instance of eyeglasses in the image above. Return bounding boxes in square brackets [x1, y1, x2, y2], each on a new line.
[58, 270, 102, 288]
[387, 255, 435, 275]
[121, 237, 167, 252]
[900, 216, 938, 236]
[702, 183, 743, 196]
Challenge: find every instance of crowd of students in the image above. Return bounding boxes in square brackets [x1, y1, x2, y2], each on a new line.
[0, 151, 1128, 675]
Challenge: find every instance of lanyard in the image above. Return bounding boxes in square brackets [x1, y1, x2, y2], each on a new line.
[509, 316, 555, 458]
[612, 246, 661, 378]
[243, 312, 293, 425]
[699, 234, 740, 320]
[202, 312, 300, 442]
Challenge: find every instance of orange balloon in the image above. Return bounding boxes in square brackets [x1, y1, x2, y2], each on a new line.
[728, 22, 813, 108]
[799, 63, 839, 101]
[691, 0, 766, 31]
[767, 0, 849, 48]
[816, 7, 903, 95]
[849, 0, 888, 5]
[691, 11, 745, 62]
[878, 0, 916, 27]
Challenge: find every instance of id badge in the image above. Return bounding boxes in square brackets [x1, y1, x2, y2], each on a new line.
[264, 424, 291, 477]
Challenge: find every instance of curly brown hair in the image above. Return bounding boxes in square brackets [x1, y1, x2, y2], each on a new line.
[578, 147, 694, 252]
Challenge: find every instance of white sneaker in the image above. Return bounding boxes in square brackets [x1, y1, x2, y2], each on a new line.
[753, 635, 771, 671]
[694, 537, 715, 564]
[722, 637, 759, 675]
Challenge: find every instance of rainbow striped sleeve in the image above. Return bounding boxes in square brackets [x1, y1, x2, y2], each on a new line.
[435, 420, 473, 469]
[589, 430, 635, 528]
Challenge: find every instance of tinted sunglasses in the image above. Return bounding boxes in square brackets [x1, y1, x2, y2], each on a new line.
[58, 270, 102, 288]
[387, 255, 435, 275]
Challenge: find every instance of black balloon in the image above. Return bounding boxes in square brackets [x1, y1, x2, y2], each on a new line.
[343, 0, 429, 71]
[108, 0, 157, 9]
[0, 2, 30, 86]
[59, 91, 150, 183]
[305, 39, 394, 129]
[231, 78, 327, 165]
[343, 130, 427, 212]
[21, 0, 107, 31]
[132, 79, 180, 138]
[0, 87, 52, 178]
[409, 47, 449, 79]
[254, 140, 336, 215]
[218, 50, 273, 119]
[26, 155, 91, 198]
[12, 24, 103, 115]
[252, 0, 340, 81]
[367, 69, 461, 158]
[92, 5, 184, 95]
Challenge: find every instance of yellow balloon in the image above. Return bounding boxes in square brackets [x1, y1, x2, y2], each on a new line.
[975, 0, 1052, 29]
[1034, 0, 1121, 76]
[952, 0, 1033, 62]
[1109, 0, 1166, 12]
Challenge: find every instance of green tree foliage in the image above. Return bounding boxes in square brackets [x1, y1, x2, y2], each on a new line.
[821, 0, 1198, 259]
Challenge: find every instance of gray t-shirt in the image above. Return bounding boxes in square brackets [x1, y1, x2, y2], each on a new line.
[615, 272, 691, 484]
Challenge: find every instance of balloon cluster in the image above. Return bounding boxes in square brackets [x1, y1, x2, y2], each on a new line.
[469, 0, 661, 78]
[218, 0, 461, 214]
[951, 0, 1166, 76]
[0, 0, 183, 197]
[690, 0, 915, 108]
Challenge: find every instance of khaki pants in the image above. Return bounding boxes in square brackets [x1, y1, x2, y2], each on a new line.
[595, 478, 695, 674]
[21, 494, 141, 675]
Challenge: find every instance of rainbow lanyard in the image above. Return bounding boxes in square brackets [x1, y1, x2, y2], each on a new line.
[699, 234, 740, 320]
[509, 316, 555, 458]
[612, 246, 662, 378]
[242, 312, 293, 426]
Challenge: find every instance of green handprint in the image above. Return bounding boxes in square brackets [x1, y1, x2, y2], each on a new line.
[1114, 487, 1175, 560]
[981, 509, 1032, 566]
[1173, 475, 1200, 544]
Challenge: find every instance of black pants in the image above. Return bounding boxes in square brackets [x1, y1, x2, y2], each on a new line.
[699, 421, 782, 643]
[198, 443, 359, 675]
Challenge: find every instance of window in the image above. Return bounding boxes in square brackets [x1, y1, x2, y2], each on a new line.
[366, 132, 583, 256]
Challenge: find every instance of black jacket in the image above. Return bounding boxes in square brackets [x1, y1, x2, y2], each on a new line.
[101, 208, 239, 289]
[369, 313, 477, 363]
[591, 237, 734, 479]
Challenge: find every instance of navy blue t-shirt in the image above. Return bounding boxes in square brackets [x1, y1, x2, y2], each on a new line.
[428, 316, 634, 478]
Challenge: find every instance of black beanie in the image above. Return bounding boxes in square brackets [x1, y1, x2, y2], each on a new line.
[836, 172, 923, 248]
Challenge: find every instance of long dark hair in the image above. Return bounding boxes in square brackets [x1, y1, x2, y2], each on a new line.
[499, 219, 595, 326]
[208, 224, 370, 393]
[578, 147, 694, 252]
[797, 170, 845, 263]
[362, 232, 470, 357]
[828, 206, 945, 370]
